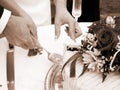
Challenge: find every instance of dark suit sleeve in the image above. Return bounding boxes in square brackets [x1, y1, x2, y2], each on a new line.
[0, 5, 4, 18]
[67, 0, 100, 22]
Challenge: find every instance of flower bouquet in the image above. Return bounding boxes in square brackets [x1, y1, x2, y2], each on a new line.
[62, 16, 120, 82]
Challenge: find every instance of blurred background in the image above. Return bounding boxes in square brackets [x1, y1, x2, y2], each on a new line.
[100, 0, 120, 17]
[50, 0, 120, 23]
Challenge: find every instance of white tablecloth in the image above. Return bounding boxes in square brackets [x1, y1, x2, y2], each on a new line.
[0, 23, 92, 90]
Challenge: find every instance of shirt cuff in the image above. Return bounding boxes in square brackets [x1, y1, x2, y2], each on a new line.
[0, 9, 11, 34]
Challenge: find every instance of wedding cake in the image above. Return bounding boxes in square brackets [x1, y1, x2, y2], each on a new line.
[62, 16, 120, 90]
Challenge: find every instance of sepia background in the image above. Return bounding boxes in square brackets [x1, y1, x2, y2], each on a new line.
[100, 0, 120, 16]
[50, 0, 120, 23]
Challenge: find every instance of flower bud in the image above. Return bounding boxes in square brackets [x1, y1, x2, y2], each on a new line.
[106, 16, 115, 25]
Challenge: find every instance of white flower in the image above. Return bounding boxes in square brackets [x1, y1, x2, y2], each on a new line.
[86, 33, 97, 47]
[115, 36, 120, 50]
[105, 16, 116, 28]
[86, 33, 95, 42]
[88, 62, 97, 71]
[106, 16, 115, 24]
[82, 53, 93, 64]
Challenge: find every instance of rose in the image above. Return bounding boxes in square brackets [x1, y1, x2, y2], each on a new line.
[95, 26, 118, 51]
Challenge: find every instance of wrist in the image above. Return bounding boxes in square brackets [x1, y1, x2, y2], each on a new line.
[54, 0, 67, 9]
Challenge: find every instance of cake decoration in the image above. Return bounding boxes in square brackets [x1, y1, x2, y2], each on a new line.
[62, 16, 120, 82]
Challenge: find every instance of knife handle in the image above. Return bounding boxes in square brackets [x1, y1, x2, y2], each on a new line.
[7, 49, 15, 90]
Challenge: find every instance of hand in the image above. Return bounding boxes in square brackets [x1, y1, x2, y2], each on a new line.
[54, 6, 82, 41]
[3, 15, 42, 51]
[19, 12, 37, 38]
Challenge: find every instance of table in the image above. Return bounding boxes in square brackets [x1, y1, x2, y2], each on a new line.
[0, 23, 92, 90]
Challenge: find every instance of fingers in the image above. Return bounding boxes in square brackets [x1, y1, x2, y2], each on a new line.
[31, 35, 43, 54]
[7, 29, 35, 49]
[28, 23, 38, 39]
[55, 23, 61, 39]
[16, 25, 41, 50]
[0, 33, 5, 38]
[14, 32, 41, 50]
[15, 30, 42, 52]
[68, 21, 76, 41]
[75, 22, 82, 38]
[28, 25, 43, 52]
[65, 21, 82, 40]
[15, 32, 35, 49]
[16, 27, 35, 49]
[65, 26, 69, 36]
